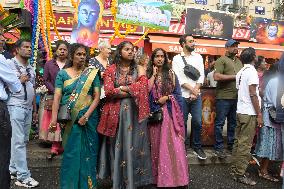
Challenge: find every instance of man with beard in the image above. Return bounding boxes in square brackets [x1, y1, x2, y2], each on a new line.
[172, 34, 206, 160]
[213, 39, 243, 159]
[7, 39, 39, 188]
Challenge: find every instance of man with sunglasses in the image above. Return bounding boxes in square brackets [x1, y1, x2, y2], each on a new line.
[172, 33, 206, 160]
[6, 39, 39, 188]
[0, 29, 22, 189]
[213, 39, 243, 159]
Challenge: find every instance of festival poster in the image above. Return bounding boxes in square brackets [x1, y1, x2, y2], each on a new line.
[185, 8, 234, 40]
[70, 0, 103, 47]
[201, 88, 216, 146]
[250, 17, 284, 45]
[116, 0, 172, 30]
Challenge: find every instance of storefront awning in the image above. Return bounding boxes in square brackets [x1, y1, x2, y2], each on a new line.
[149, 35, 284, 59]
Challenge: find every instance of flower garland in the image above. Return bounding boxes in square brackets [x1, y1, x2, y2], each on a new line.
[71, 0, 80, 23]
[110, 0, 139, 42]
[31, 0, 39, 65]
[45, 0, 53, 59]
[39, 0, 49, 57]
[48, 0, 62, 42]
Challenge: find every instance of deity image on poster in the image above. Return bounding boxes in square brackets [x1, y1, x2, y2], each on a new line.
[197, 13, 224, 36]
[116, 0, 172, 30]
[201, 89, 216, 145]
[250, 18, 284, 45]
[186, 8, 234, 40]
[71, 0, 102, 47]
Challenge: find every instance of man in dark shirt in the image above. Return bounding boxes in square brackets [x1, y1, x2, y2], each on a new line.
[213, 39, 243, 158]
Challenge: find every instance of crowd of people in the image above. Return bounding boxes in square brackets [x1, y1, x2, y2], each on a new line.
[0, 32, 284, 189]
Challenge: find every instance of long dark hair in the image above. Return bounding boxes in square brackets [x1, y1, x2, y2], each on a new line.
[112, 41, 136, 75]
[53, 40, 69, 60]
[65, 43, 89, 68]
[147, 48, 173, 95]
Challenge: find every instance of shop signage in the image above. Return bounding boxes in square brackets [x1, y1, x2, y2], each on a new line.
[168, 45, 207, 53]
[151, 20, 250, 40]
[232, 28, 250, 40]
[52, 13, 144, 33]
[100, 15, 144, 34]
[50, 31, 71, 43]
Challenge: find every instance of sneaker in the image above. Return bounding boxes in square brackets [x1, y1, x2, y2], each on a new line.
[234, 175, 257, 186]
[214, 150, 227, 159]
[193, 148, 207, 160]
[10, 173, 17, 180]
[15, 177, 39, 188]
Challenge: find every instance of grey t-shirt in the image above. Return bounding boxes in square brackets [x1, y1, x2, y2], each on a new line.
[7, 58, 35, 108]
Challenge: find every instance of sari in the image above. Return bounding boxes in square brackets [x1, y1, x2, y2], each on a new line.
[98, 64, 153, 189]
[55, 68, 100, 189]
[148, 73, 189, 187]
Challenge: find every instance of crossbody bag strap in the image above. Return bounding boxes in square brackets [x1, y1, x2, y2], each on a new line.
[13, 60, 29, 100]
[181, 56, 188, 66]
[238, 67, 250, 86]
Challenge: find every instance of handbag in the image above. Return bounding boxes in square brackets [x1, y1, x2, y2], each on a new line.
[181, 56, 200, 81]
[268, 106, 277, 123]
[44, 95, 54, 111]
[148, 83, 163, 124]
[57, 104, 71, 123]
[148, 108, 163, 124]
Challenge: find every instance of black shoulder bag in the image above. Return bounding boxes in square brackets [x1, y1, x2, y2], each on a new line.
[181, 56, 200, 81]
[148, 83, 163, 124]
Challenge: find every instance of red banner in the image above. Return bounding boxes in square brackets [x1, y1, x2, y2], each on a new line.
[52, 13, 144, 34]
[150, 20, 250, 40]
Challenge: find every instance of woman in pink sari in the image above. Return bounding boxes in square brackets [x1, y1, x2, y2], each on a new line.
[147, 48, 189, 188]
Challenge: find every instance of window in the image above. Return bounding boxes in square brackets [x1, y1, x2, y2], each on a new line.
[195, 0, 207, 5]
[255, 6, 265, 15]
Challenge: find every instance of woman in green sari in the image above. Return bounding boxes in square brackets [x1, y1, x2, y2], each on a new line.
[49, 43, 100, 189]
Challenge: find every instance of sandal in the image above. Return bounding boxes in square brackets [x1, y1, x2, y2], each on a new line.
[259, 171, 279, 182]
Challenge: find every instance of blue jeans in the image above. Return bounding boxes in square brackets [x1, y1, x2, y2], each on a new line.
[8, 106, 32, 181]
[214, 99, 237, 151]
[182, 96, 202, 150]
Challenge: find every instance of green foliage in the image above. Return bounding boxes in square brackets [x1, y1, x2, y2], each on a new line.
[0, 11, 23, 34]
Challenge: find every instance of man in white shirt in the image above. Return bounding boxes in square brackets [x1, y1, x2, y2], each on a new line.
[231, 47, 263, 186]
[172, 34, 206, 160]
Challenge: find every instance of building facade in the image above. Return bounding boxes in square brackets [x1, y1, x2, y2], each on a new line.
[185, 0, 280, 19]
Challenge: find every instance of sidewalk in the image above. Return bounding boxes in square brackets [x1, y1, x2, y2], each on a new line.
[27, 140, 232, 168]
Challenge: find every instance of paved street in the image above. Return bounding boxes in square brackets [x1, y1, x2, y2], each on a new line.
[10, 140, 282, 189]
[11, 164, 282, 189]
